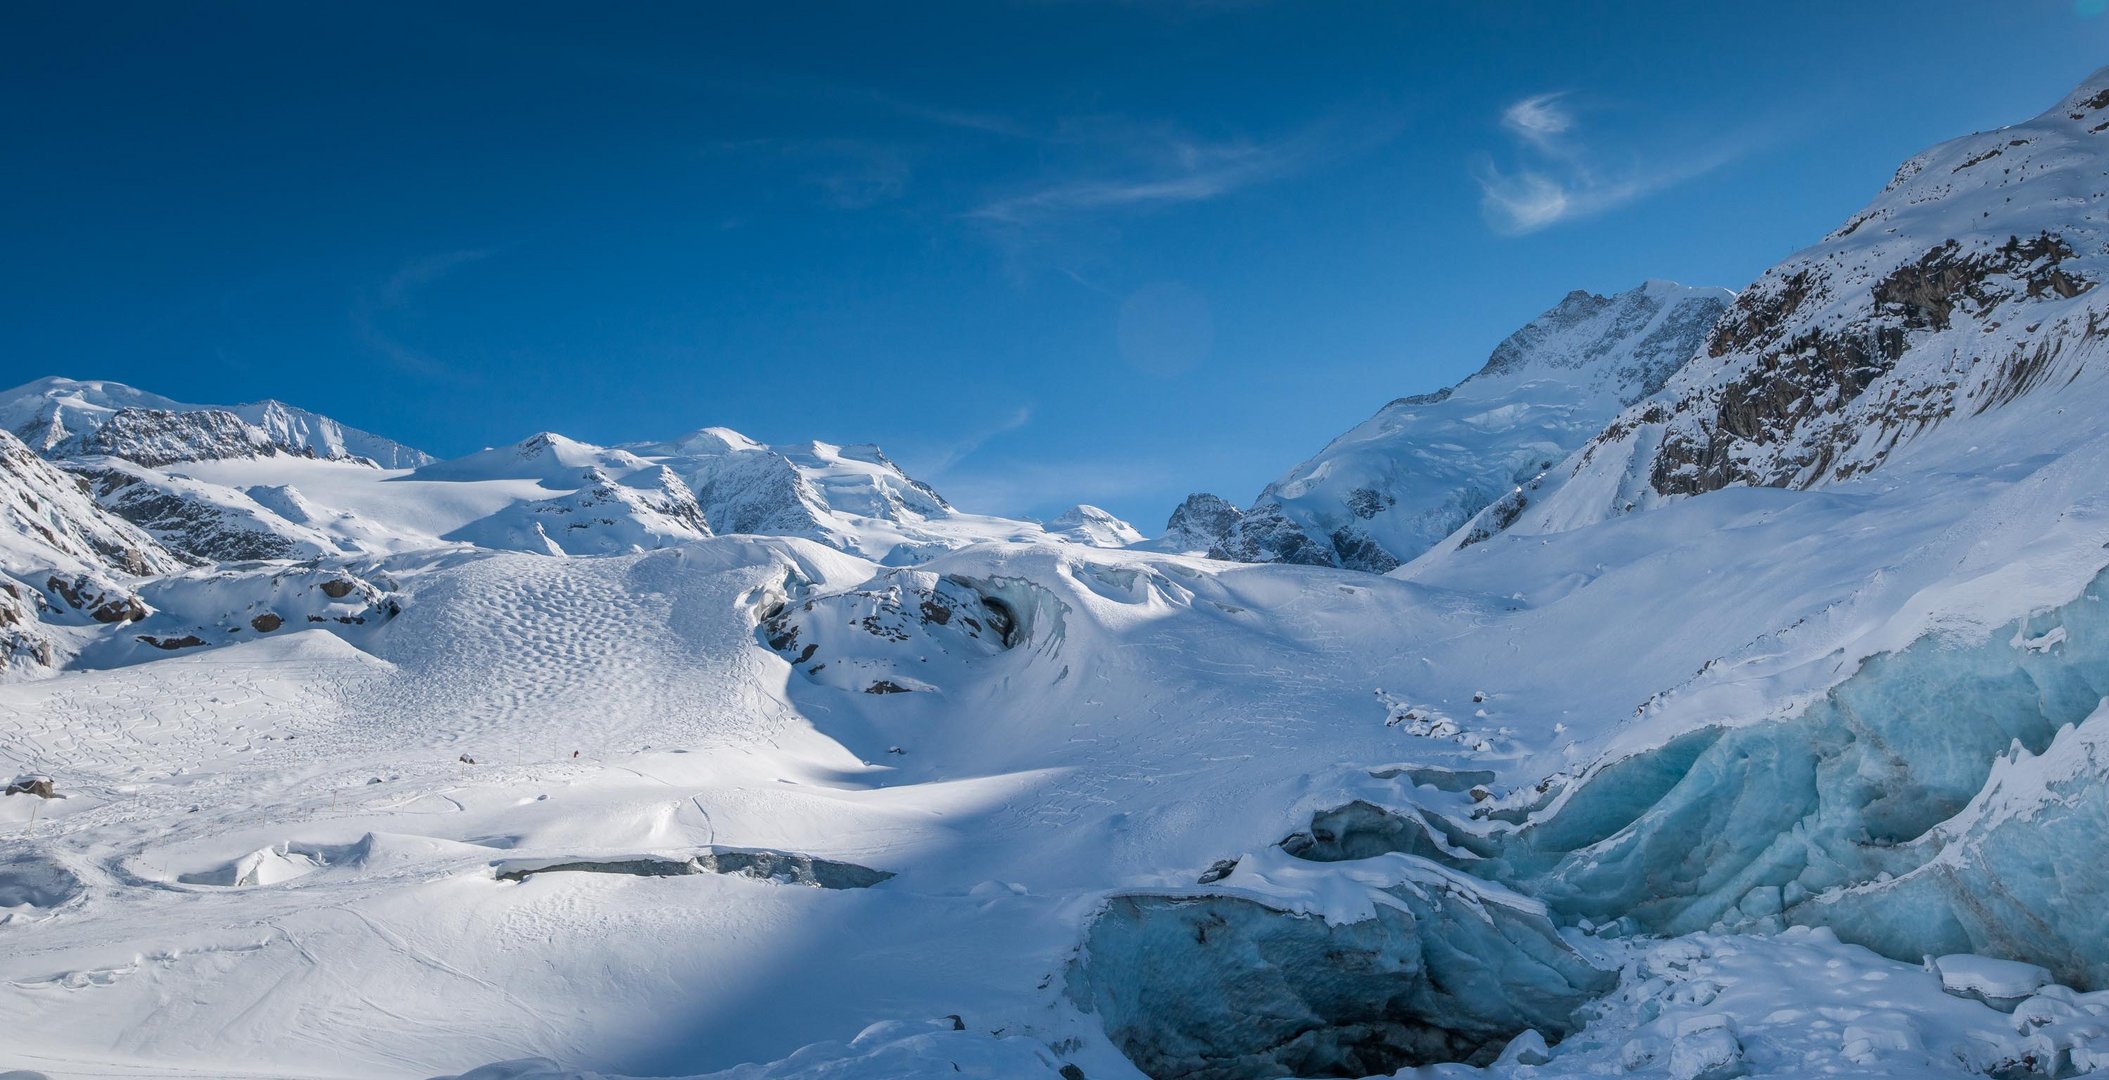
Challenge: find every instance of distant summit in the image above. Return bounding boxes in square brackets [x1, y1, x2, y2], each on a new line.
[1211, 280, 1730, 571]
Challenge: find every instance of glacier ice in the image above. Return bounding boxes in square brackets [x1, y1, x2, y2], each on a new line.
[1400, 565, 2109, 988]
[1067, 853, 1611, 1078]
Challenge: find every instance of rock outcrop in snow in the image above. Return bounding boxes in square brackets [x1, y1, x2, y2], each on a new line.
[0, 428, 181, 671]
[76, 460, 345, 563]
[1213, 281, 1731, 572]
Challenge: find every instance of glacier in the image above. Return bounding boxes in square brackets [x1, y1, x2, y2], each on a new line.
[11, 64, 2109, 1080]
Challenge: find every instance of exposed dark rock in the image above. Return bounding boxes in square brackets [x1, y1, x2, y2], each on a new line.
[137, 634, 206, 650]
[1210, 501, 1338, 569]
[1344, 488, 1393, 519]
[44, 573, 147, 623]
[4, 776, 56, 799]
[66, 407, 279, 467]
[75, 465, 301, 562]
[494, 847, 893, 889]
[1652, 233, 2095, 498]
[1280, 800, 1492, 864]
[1158, 493, 1244, 554]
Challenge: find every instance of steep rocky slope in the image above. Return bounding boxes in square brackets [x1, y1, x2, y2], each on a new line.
[0, 429, 181, 671]
[1460, 69, 2109, 545]
[1144, 492, 1243, 555]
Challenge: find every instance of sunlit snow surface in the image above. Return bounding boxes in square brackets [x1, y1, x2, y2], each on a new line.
[10, 409, 2109, 1078]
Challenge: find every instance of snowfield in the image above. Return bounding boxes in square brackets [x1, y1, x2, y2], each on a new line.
[7, 66, 2109, 1080]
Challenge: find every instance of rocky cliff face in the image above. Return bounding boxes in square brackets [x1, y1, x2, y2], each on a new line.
[75, 461, 346, 563]
[64, 407, 283, 468]
[1149, 493, 1244, 555]
[1211, 280, 1731, 572]
[1466, 70, 2109, 543]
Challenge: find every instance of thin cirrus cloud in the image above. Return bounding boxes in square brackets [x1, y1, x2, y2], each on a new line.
[701, 137, 915, 211]
[1477, 91, 1753, 235]
[965, 117, 1368, 229]
[1501, 92, 1575, 150]
[914, 404, 1036, 476]
[353, 248, 494, 383]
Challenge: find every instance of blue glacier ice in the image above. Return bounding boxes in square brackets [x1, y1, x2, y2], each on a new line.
[1066, 853, 1612, 1078]
[1304, 566, 2109, 988]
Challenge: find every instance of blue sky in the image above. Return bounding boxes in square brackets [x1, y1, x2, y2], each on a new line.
[5, 2, 2106, 528]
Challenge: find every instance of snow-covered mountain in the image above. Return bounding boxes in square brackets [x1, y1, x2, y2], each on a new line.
[1, 377, 436, 469]
[0, 374, 1159, 575]
[1457, 71, 2109, 547]
[1144, 492, 1244, 555]
[627, 427, 965, 560]
[1205, 280, 1730, 572]
[14, 68, 2109, 1080]
[414, 433, 715, 556]
[1050, 503, 1144, 547]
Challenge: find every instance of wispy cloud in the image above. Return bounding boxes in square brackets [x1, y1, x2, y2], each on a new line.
[915, 404, 1036, 475]
[378, 248, 492, 307]
[702, 137, 913, 210]
[967, 123, 1340, 227]
[354, 249, 493, 382]
[843, 86, 1042, 141]
[1501, 92, 1575, 150]
[1477, 92, 1754, 235]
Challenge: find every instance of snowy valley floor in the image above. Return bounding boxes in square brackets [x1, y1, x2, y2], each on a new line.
[9, 427, 2109, 1079]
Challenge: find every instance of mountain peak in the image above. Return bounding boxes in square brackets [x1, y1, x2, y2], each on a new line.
[1215, 279, 1730, 573]
[1472, 280, 1734, 387]
[0, 377, 433, 469]
[1052, 504, 1143, 547]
